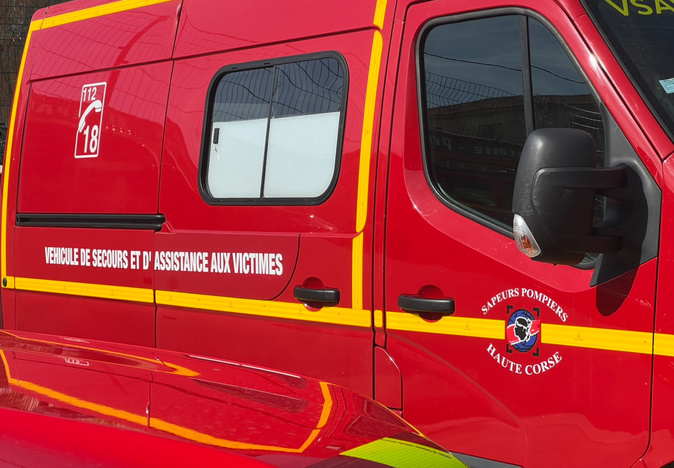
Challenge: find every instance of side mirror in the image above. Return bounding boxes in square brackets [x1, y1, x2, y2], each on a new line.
[512, 128, 626, 265]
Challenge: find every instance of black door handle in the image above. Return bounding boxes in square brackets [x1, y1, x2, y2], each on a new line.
[398, 295, 455, 315]
[294, 286, 340, 306]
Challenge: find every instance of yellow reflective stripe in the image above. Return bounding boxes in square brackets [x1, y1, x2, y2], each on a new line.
[148, 416, 312, 452]
[1, 350, 145, 425]
[352, 2, 387, 308]
[341, 437, 466, 468]
[156, 290, 371, 328]
[297, 382, 333, 452]
[356, 0, 387, 232]
[1, 350, 333, 453]
[10, 277, 371, 328]
[356, 30, 383, 234]
[12, 378, 148, 426]
[374, 309, 384, 328]
[373, 0, 388, 29]
[654, 333, 674, 357]
[42, 0, 175, 29]
[151, 383, 332, 453]
[15, 277, 154, 303]
[2, 21, 41, 286]
[387, 312, 505, 340]
[388, 313, 659, 355]
[352, 233, 364, 310]
[7, 276, 668, 354]
[541, 323, 652, 354]
[1, 330, 198, 377]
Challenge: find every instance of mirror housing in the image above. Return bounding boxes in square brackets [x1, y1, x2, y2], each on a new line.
[512, 128, 625, 265]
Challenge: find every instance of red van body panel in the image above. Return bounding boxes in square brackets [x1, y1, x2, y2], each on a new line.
[4, 0, 674, 466]
[0, 330, 457, 467]
[173, 0, 383, 58]
[18, 64, 170, 214]
[30, 0, 179, 79]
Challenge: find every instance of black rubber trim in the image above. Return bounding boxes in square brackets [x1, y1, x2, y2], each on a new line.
[294, 286, 340, 306]
[398, 295, 455, 315]
[199, 51, 348, 207]
[16, 214, 165, 231]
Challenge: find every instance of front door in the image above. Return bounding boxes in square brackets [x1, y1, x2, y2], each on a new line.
[383, 2, 660, 466]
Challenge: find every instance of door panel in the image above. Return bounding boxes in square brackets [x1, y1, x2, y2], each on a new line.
[12, 63, 170, 345]
[154, 233, 299, 300]
[18, 65, 168, 214]
[157, 32, 376, 395]
[383, 2, 657, 466]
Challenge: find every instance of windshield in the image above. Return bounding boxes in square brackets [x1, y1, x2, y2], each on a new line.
[582, 0, 674, 137]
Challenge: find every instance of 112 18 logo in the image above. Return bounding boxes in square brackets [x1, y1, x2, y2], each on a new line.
[75, 82, 106, 158]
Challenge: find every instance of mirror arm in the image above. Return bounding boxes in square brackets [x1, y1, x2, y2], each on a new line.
[530, 166, 627, 255]
[532, 166, 626, 191]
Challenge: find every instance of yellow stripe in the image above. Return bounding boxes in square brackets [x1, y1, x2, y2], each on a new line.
[341, 437, 464, 467]
[42, 0, 175, 29]
[1, 351, 334, 453]
[387, 313, 658, 355]
[352, 1, 387, 309]
[8, 275, 667, 355]
[352, 233, 364, 310]
[1, 330, 198, 377]
[152, 380, 332, 452]
[373, 0, 388, 29]
[2, 21, 42, 286]
[1, 350, 12, 378]
[387, 312, 504, 340]
[541, 323, 652, 354]
[374, 309, 383, 328]
[21, 380, 147, 425]
[356, 30, 384, 234]
[156, 290, 371, 328]
[655, 333, 674, 357]
[11, 277, 371, 328]
[2, 349, 146, 424]
[15, 277, 154, 303]
[149, 416, 312, 452]
[15, 380, 324, 452]
[297, 382, 333, 452]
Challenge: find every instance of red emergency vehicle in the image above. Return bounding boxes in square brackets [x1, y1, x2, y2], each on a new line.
[3, 0, 674, 466]
[0, 329, 460, 467]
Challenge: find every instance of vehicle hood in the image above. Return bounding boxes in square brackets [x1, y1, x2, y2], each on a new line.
[0, 330, 462, 467]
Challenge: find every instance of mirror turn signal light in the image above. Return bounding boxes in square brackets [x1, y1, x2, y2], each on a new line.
[513, 214, 541, 258]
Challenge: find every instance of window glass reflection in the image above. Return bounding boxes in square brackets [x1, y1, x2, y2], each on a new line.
[423, 16, 526, 228]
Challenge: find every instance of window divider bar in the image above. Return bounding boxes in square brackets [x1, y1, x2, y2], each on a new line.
[520, 15, 535, 135]
[259, 66, 277, 198]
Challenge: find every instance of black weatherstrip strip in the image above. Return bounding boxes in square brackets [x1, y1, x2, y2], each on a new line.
[16, 214, 166, 231]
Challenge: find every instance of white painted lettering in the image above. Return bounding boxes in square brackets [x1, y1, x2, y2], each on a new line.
[486, 343, 523, 374]
[481, 288, 520, 315]
[524, 353, 563, 376]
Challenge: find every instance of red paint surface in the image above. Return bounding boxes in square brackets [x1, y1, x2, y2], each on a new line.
[4, 0, 674, 466]
[0, 330, 433, 467]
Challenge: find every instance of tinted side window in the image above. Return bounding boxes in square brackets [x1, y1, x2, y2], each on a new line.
[421, 15, 603, 230]
[423, 16, 526, 228]
[203, 56, 345, 202]
[529, 19, 604, 162]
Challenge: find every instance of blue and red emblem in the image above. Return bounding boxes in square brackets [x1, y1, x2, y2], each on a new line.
[506, 309, 541, 353]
